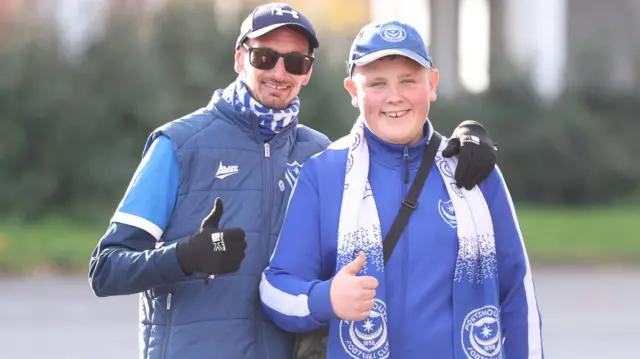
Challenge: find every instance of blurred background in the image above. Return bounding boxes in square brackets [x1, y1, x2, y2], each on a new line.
[0, 0, 638, 358]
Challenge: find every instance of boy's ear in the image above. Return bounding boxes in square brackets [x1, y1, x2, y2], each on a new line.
[428, 68, 440, 102]
[344, 77, 359, 108]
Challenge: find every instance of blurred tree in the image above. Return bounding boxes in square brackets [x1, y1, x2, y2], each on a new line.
[0, 29, 75, 219]
[0, 2, 638, 223]
[431, 79, 640, 204]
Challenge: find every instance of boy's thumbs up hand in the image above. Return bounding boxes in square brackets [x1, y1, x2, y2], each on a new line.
[329, 252, 379, 321]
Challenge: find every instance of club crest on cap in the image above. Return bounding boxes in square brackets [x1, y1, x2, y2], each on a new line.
[380, 24, 406, 42]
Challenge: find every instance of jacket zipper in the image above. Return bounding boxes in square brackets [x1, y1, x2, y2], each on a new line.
[254, 121, 290, 358]
[259, 142, 271, 358]
[160, 292, 174, 359]
[403, 146, 410, 184]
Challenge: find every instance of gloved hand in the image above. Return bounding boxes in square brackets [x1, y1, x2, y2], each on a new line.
[176, 197, 247, 277]
[442, 120, 498, 190]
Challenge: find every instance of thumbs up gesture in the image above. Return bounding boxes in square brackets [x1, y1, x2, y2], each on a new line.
[176, 197, 247, 276]
[329, 252, 379, 321]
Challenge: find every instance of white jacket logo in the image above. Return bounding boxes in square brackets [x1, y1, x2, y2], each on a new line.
[215, 162, 239, 179]
[211, 232, 226, 251]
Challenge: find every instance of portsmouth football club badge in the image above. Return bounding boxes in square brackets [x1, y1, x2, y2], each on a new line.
[436, 155, 455, 179]
[436, 152, 465, 199]
[339, 299, 389, 359]
[438, 199, 458, 228]
[363, 182, 373, 200]
[380, 24, 407, 42]
[461, 306, 503, 359]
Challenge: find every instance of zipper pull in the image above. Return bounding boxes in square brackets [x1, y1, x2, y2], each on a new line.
[264, 143, 271, 158]
[166, 293, 172, 310]
[403, 146, 409, 184]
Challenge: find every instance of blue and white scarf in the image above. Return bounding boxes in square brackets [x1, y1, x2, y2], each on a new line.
[327, 117, 501, 359]
[222, 78, 299, 141]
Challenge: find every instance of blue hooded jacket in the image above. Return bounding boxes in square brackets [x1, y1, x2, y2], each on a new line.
[260, 124, 544, 359]
[89, 89, 331, 359]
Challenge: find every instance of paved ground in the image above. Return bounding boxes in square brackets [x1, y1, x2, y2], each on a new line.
[0, 267, 638, 359]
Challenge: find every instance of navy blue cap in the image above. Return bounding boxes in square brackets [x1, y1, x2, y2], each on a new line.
[235, 3, 319, 50]
[347, 20, 432, 77]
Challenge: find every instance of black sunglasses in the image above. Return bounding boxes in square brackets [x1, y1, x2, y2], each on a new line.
[242, 43, 314, 75]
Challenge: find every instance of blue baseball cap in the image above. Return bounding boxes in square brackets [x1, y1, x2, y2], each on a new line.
[235, 3, 319, 51]
[347, 20, 432, 77]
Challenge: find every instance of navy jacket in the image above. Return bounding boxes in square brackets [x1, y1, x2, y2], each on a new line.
[89, 89, 331, 359]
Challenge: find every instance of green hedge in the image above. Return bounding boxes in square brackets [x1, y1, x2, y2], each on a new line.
[431, 84, 640, 205]
[0, 3, 637, 223]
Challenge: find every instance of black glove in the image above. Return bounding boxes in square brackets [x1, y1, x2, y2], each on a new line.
[176, 197, 247, 277]
[442, 120, 498, 190]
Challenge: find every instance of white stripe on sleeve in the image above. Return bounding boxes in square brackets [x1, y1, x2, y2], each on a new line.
[496, 167, 543, 359]
[111, 212, 163, 240]
[259, 272, 311, 317]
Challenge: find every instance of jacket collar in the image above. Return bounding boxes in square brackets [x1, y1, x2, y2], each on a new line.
[363, 119, 433, 168]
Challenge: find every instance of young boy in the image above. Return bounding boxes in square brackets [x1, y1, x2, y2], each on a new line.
[259, 20, 544, 359]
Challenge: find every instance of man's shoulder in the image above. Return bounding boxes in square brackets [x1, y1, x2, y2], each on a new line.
[295, 124, 331, 151]
[158, 108, 216, 136]
[150, 107, 228, 151]
[160, 87, 231, 133]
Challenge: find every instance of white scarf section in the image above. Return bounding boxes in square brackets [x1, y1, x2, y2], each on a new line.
[433, 132, 497, 283]
[336, 119, 384, 272]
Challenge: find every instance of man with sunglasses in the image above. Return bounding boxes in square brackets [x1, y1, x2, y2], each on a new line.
[88, 3, 498, 359]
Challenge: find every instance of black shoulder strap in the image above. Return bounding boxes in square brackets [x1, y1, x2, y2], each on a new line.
[383, 131, 443, 264]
